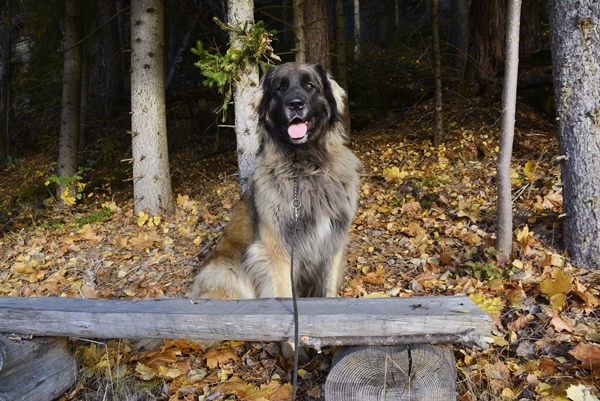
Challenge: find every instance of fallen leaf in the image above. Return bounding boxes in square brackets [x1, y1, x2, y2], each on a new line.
[569, 343, 600, 377]
[566, 383, 600, 401]
[204, 348, 241, 370]
[540, 269, 574, 310]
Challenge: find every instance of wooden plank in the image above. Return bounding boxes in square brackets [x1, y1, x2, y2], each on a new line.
[0, 296, 491, 346]
[0, 335, 77, 401]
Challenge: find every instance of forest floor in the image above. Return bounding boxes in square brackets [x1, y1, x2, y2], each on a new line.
[1, 93, 600, 401]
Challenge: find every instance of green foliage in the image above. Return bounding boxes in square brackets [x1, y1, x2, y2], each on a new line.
[37, 218, 66, 230]
[75, 207, 114, 227]
[45, 166, 91, 206]
[192, 19, 279, 120]
[5, 155, 21, 167]
[457, 247, 519, 280]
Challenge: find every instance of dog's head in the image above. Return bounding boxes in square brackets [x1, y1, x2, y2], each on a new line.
[254, 63, 346, 145]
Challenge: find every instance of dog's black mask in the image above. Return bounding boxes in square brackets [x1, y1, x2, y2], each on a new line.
[257, 63, 341, 146]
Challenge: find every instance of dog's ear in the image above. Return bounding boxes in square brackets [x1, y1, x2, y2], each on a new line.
[315, 64, 347, 123]
[253, 66, 276, 121]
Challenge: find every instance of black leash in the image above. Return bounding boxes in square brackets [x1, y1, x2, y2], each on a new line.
[290, 177, 301, 401]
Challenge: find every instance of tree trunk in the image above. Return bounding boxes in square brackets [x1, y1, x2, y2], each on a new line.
[496, 0, 521, 262]
[334, 0, 348, 91]
[57, 0, 83, 205]
[131, 0, 174, 214]
[550, 0, 600, 269]
[325, 345, 456, 401]
[353, 0, 360, 59]
[0, 0, 12, 163]
[228, 0, 260, 196]
[79, 47, 89, 152]
[431, 0, 443, 147]
[334, 0, 349, 133]
[469, 0, 506, 89]
[450, 0, 471, 74]
[101, 0, 123, 118]
[304, 0, 330, 69]
[292, 0, 306, 63]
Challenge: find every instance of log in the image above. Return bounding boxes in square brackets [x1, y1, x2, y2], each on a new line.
[0, 296, 491, 347]
[325, 344, 456, 401]
[0, 335, 77, 401]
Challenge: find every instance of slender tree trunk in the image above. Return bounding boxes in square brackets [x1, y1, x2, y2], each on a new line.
[0, 0, 11, 163]
[228, 0, 260, 195]
[304, 0, 330, 69]
[334, 0, 347, 92]
[131, 0, 174, 214]
[334, 0, 349, 133]
[431, 0, 443, 146]
[550, 0, 600, 269]
[496, 0, 521, 262]
[450, 0, 471, 74]
[353, 0, 360, 59]
[57, 0, 83, 205]
[292, 0, 306, 63]
[79, 48, 89, 152]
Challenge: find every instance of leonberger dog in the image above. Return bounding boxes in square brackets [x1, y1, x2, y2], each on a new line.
[190, 63, 362, 300]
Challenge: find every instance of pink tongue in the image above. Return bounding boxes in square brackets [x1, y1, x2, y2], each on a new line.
[288, 121, 308, 139]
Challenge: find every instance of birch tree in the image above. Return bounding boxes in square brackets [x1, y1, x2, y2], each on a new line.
[431, 0, 443, 146]
[550, 0, 600, 269]
[56, 0, 83, 205]
[353, 0, 360, 59]
[131, 0, 174, 214]
[228, 0, 260, 195]
[292, 0, 305, 63]
[496, 0, 521, 262]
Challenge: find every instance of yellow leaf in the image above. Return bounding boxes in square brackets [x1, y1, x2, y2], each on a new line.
[382, 167, 409, 181]
[61, 186, 76, 206]
[523, 160, 537, 175]
[137, 211, 149, 226]
[540, 269, 574, 310]
[515, 225, 530, 244]
[136, 363, 157, 380]
[501, 388, 516, 399]
[469, 293, 505, 314]
[566, 383, 600, 401]
[158, 366, 183, 379]
[102, 201, 118, 211]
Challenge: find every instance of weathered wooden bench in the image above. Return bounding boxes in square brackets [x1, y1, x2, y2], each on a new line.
[0, 296, 491, 401]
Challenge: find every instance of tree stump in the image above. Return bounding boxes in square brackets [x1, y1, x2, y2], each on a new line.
[0, 335, 77, 401]
[325, 344, 456, 401]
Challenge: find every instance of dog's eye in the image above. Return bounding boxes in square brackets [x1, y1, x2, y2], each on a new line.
[306, 83, 314, 90]
[277, 85, 285, 92]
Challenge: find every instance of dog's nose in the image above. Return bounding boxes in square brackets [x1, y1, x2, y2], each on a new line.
[286, 98, 305, 110]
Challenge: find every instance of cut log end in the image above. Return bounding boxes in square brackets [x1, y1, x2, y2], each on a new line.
[325, 344, 456, 401]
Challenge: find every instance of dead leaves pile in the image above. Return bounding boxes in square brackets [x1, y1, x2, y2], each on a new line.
[1, 101, 600, 400]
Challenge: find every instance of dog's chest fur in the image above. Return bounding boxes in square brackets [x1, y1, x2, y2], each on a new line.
[251, 142, 361, 295]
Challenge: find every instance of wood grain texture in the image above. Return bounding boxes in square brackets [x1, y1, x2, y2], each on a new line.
[0, 335, 77, 401]
[0, 296, 491, 344]
[325, 344, 456, 401]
